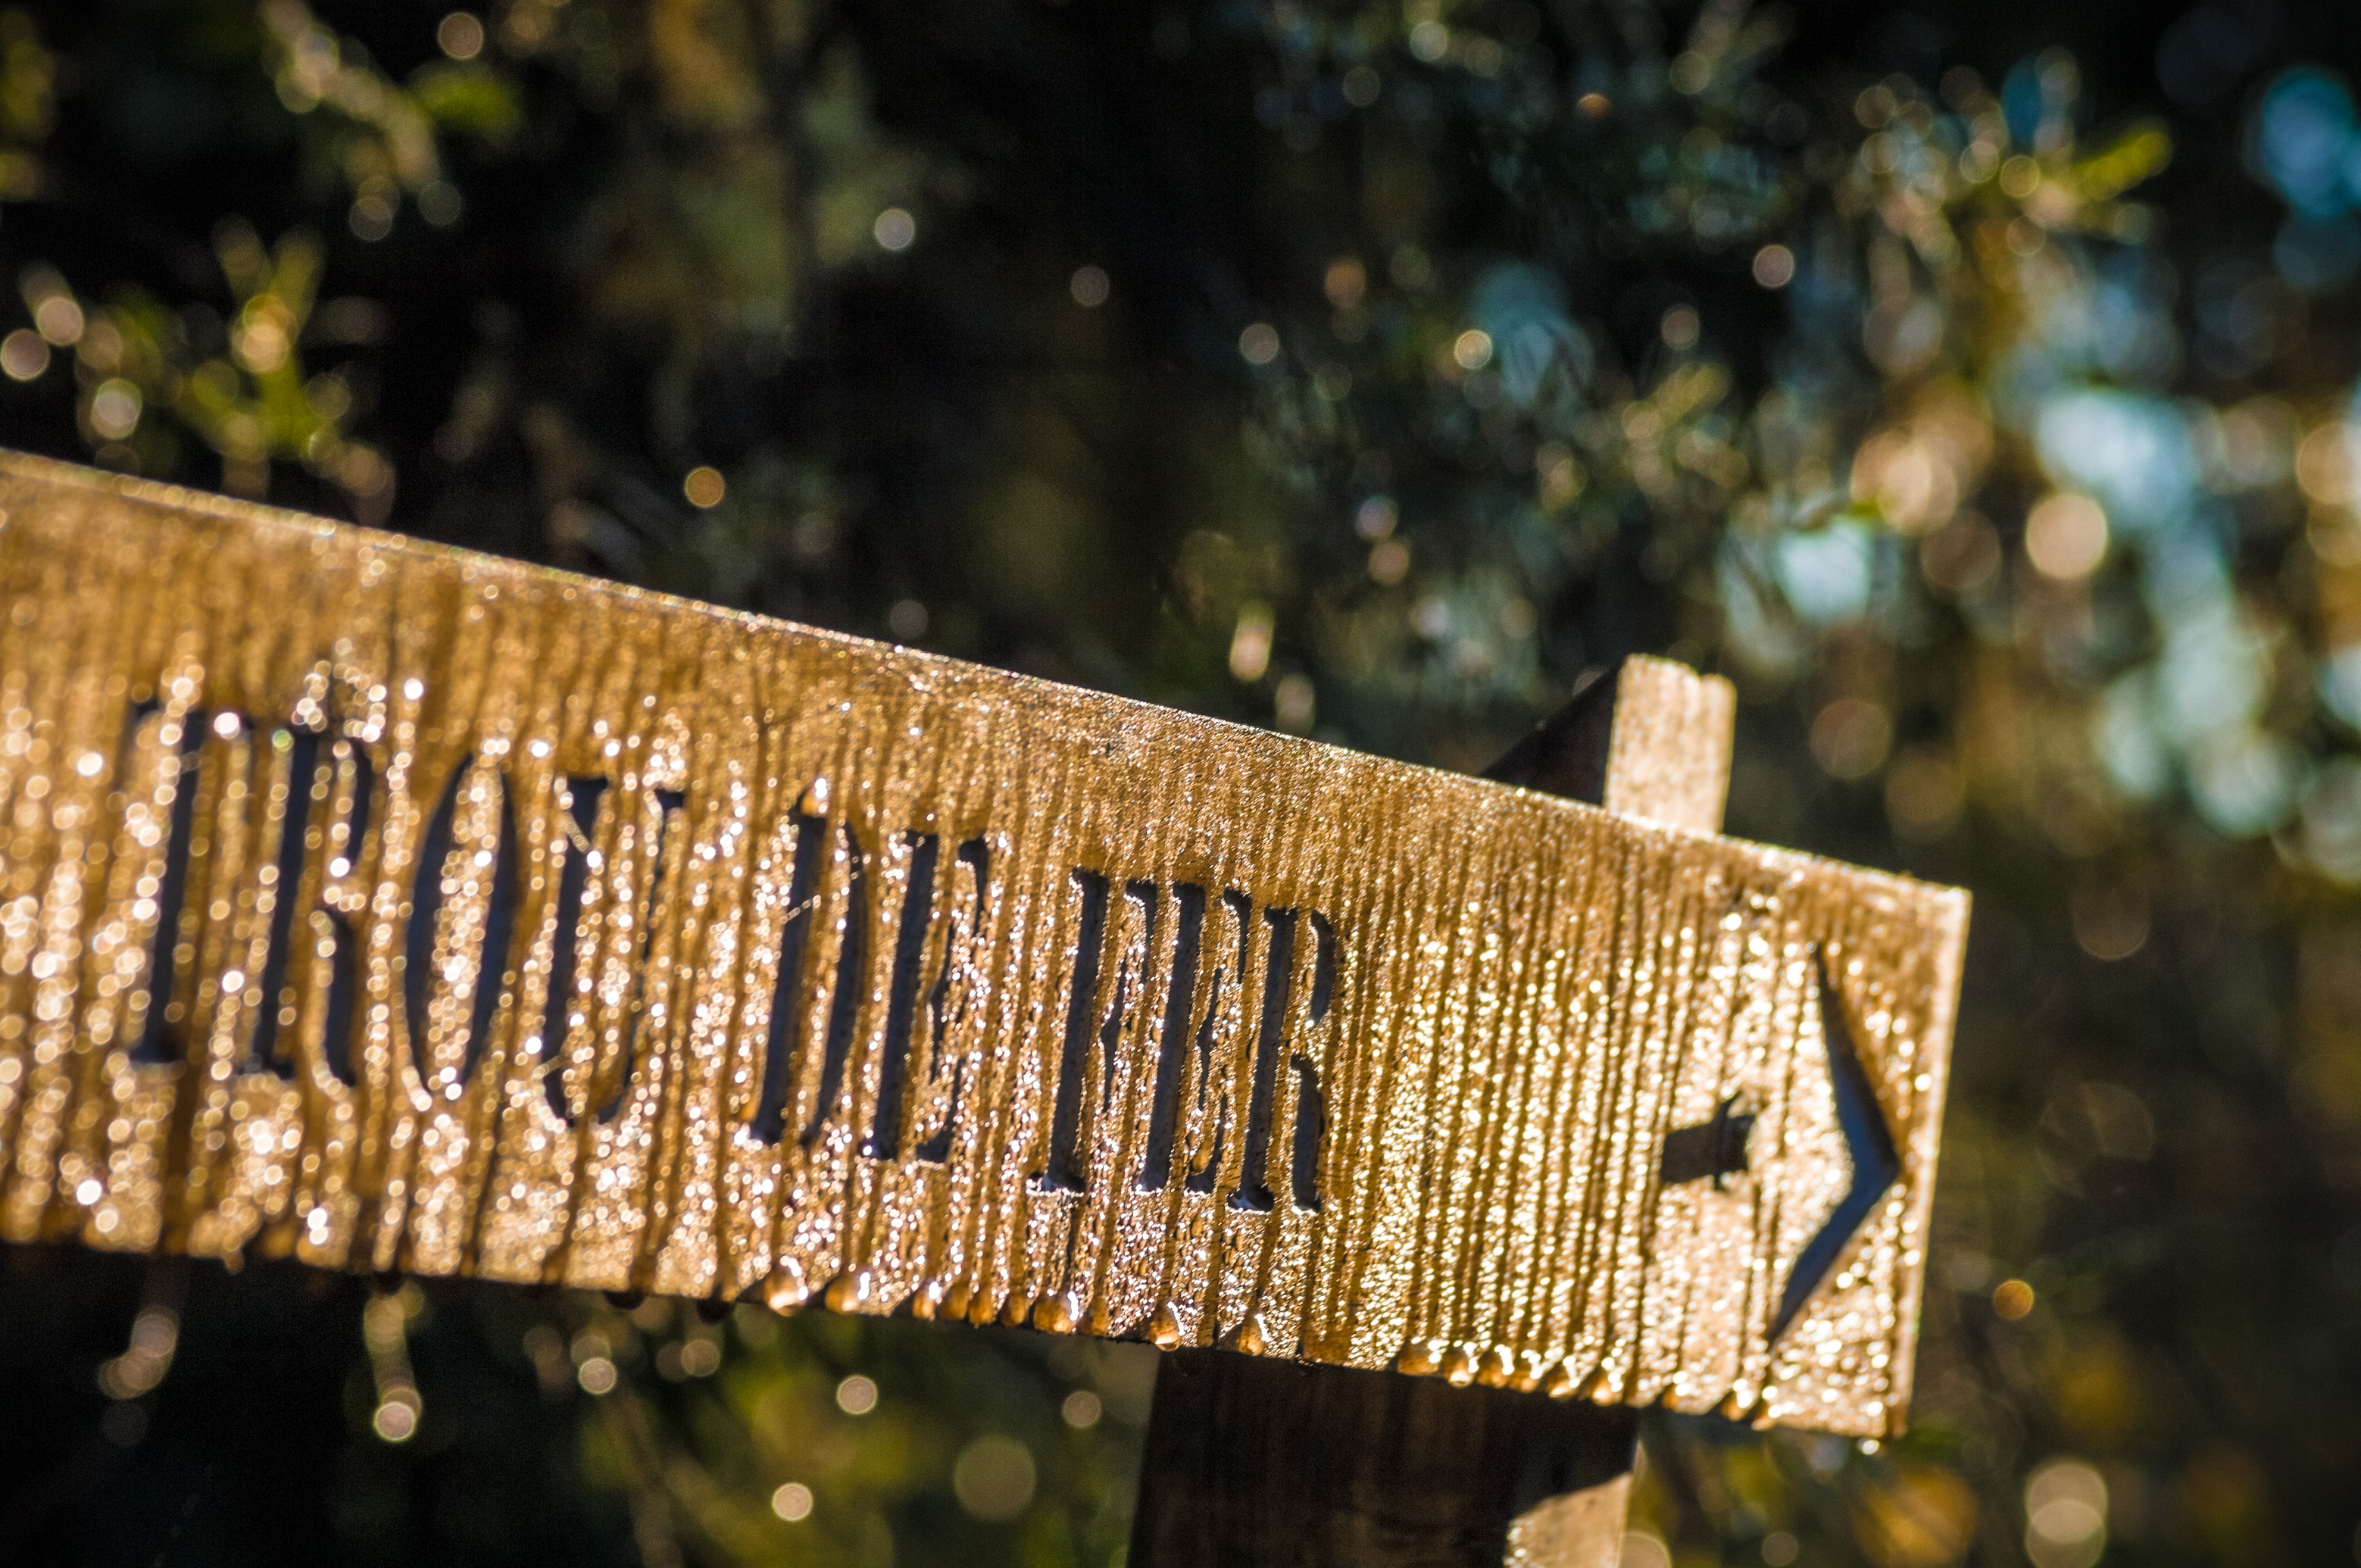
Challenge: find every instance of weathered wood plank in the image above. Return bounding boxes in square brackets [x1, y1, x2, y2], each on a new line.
[1129, 1351, 1637, 1568]
[1126, 656, 1733, 1568]
[0, 452, 1963, 1440]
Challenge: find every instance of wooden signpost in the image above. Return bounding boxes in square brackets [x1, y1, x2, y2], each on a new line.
[0, 453, 1966, 1563]
[1132, 657, 1756, 1567]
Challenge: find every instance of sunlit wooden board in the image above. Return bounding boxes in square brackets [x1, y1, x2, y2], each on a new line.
[0, 451, 1965, 1437]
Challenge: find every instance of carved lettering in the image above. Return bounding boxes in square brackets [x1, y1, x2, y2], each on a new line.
[539, 776, 684, 1126]
[0, 461, 1964, 1439]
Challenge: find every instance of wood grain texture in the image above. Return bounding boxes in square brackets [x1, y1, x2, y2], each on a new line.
[1129, 1350, 1637, 1568]
[0, 452, 1965, 1437]
[1129, 656, 1720, 1568]
[1505, 1476, 1633, 1568]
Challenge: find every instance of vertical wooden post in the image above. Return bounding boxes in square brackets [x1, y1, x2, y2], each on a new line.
[1126, 657, 1737, 1568]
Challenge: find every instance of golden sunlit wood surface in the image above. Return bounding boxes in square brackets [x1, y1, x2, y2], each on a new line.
[0, 452, 1965, 1438]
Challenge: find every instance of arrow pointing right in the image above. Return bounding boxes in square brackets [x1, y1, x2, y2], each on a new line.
[1630, 876, 1958, 1439]
[1770, 956, 1903, 1344]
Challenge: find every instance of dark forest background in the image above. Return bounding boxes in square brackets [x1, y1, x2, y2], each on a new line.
[2, 1, 2359, 1564]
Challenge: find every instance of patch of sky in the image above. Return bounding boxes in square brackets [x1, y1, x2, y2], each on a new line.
[2318, 643, 2361, 730]
[2097, 672, 2173, 799]
[1990, 340, 2070, 432]
[2035, 283, 2100, 370]
[1773, 518, 1876, 625]
[2090, 514, 2290, 832]
[2035, 388, 2198, 530]
[2139, 523, 2233, 623]
[2188, 728, 2300, 836]
[2251, 70, 2361, 293]
[2155, 608, 2270, 750]
[2253, 69, 2359, 219]
[2001, 58, 2046, 148]
[1717, 537, 1808, 676]
[1469, 264, 1590, 409]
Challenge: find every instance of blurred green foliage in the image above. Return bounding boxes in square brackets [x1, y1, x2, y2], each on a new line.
[3, 0, 2361, 1564]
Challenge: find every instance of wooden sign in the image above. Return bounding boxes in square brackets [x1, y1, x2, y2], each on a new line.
[0, 453, 1965, 1438]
